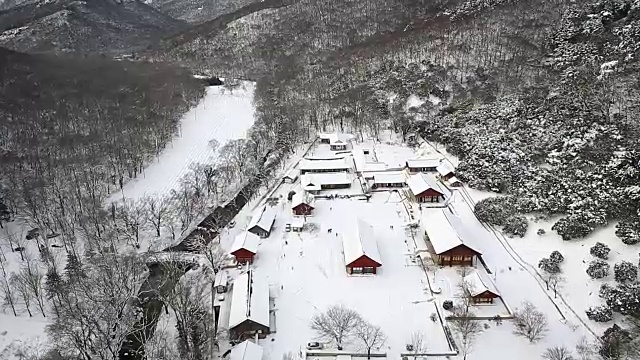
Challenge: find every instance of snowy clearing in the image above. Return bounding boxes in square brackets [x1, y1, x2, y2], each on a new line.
[107, 82, 256, 203]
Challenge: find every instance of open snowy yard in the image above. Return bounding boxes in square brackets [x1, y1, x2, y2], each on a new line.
[107, 82, 256, 204]
[220, 190, 453, 359]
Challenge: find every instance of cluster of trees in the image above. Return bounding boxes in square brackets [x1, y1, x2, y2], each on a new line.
[310, 304, 386, 359]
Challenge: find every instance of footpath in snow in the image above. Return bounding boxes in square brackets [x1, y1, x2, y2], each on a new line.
[107, 82, 256, 203]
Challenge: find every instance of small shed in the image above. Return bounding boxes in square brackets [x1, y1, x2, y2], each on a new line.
[447, 176, 463, 187]
[464, 271, 501, 304]
[342, 219, 382, 274]
[214, 271, 228, 294]
[437, 162, 456, 180]
[318, 133, 334, 144]
[229, 231, 260, 264]
[291, 192, 315, 216]
[406, 158, 442, 173]
[230, 340, 263, 360]
[290, 217, 304, 232]
[247, 206, 277, 238]
[407, 173, 449, 203]
[330, 138, 348, 151]
[283, 169, 299, 183]
[229, 270, 270, 340]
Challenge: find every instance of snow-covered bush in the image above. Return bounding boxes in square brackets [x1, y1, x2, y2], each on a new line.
[590, 242, 611, 259]
[599, 324, 632, 360]
[442, 300, 454, 311]
[615, 219, 640, 245]
[549, 250, 564, 263]
[600, 283, 640, 317]
[503, 214, 528, 237]
[614, 261, 638, 283]
[587, 259, 610, 279]
[539, 257, 561, 274]
[552, 211, 607, 240]
[474, 196, 513, 226]
[537, 229, 546, 236]
[585, 305, 612, 322]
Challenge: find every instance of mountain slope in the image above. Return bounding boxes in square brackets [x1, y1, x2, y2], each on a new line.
[0, 0, 187, 53]
[147, 0, 258, 24]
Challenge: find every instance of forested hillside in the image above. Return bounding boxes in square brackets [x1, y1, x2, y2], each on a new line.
[0, 0, 186, 53]
[0, 48, 204, 231]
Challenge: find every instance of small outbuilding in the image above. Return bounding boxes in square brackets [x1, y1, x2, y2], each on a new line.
[229, 270, 270, 340]
[407, 173, 449, 203]
[283, 169, 299, 183]
[330, 138, 348, 151]
[437, 162, 456, 181]
[342, 219, 382, 275]
[423, 209, 482, 267]
[229, 231, 260, 264]
[371, 172, 407, 189]
[447, 176, 463, 188]
[247, 206, 277, 238]
[291, 192, 315, 216]
[406, 158, 442, 173]
[464, 271, 501, 304]
[214, 271, 229, 294]
[230, 340, 264, 360]
[290, 217, 305, 232]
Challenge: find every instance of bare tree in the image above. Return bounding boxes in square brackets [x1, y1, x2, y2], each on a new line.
[513, 301, 548, 342]
[354, 320, 386, 359]
[575, 336, 595, 360]
[449, 299, 483, 360]
[115, 199, 147, 248]
[0, 246, 17, 316]
[408, 331, 427, 359]
[163, 272, 215, 360]
[549, 275, 565, 299]
[144, 195, 171, 237]
[543, 346, 575, 360]
[10, 271, 33, 317]
[311, 304, 362, 348]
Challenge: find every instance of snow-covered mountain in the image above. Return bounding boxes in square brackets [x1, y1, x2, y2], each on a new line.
[147, 0, 258, 23]
[0, 0, 187, 53]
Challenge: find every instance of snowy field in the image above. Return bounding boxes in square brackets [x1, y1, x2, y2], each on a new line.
[504, 216, 639, 332]
[107, 82, 256, 203]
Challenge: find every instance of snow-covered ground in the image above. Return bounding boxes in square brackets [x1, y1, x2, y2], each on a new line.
[505, 216, 639, 332]
[219, 189, 452, 359]
[107, 82, 256, 204]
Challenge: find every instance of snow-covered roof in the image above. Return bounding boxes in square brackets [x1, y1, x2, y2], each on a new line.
[353, 146, 387, 173]
[291, 192, 315, 209]
[437, 162, 455, 176]
[407, 158, 442, 169]
[342, 219, 382, 266]
[230, 340, 264, 360]
[330, 138, 346, 146]
[300, 176, 322, 192]
[447, 176, 462, 185]
[283, 168, 299, 180]
[299, 158, 350, 171]
[301, 173, 352, 187]
[424, 209, 482, 255]
[248, 205, 276, 232]
[464, 271, 500, 297]
[290, 217, 304, 229]
[373, 171, 407, 184]
[229, 270, 270, 329]
[407, 173, 448, 196]
[214, 271, 228, 286]
[229, 231, 260, 255]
